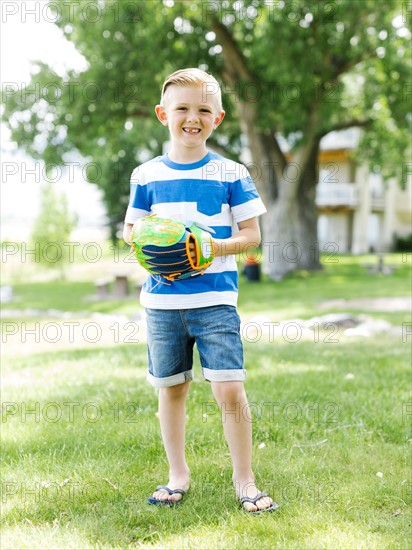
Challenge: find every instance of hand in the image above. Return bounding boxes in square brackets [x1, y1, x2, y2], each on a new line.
[188, 241, 196, 260]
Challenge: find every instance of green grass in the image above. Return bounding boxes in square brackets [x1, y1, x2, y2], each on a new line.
[6, 281, 139, 316]
[3, 253, 411, 322]
[1, 253, 411, 549]
[238, 254, 411, 323]
[2, 339, 410, 549]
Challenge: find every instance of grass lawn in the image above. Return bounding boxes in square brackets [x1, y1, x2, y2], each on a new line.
[1, 253, 411, 549]
[3, 252, 411, 322]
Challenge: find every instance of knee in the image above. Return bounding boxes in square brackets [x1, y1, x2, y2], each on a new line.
[211, 381, 245, 405]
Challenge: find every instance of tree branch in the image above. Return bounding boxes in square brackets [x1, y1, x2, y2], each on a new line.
[317, 118, 371, 139]
[329, 48, 378, 81]
[127, 108, 151, 118]
[211, 17, 285, 191]
[211, 17, 253, 83]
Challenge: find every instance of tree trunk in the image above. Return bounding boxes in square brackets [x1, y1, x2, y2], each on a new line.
[263, 195, 299, 279]
[210, 18, 321, 279]
[233, 94, 322, 278]
[262, 140, 322, 279]
[295, 138, 322, 271]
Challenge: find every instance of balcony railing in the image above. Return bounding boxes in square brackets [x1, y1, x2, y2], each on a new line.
[316, 183, 359, 208]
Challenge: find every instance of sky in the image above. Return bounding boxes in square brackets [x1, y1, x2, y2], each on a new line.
[1, 2, 108, 241]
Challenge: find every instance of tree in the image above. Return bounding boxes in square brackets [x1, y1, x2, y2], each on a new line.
[3, 0, 410, 277]
[31, 181, 76, 278]
[200, 0, 411, 277]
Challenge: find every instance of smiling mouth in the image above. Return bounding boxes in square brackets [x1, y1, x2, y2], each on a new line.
[183, 128, 201, 134]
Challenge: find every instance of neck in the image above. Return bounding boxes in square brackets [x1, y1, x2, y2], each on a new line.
[167, 146, 208, 164]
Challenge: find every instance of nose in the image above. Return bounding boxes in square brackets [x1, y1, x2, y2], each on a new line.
[186, 110, 199, 123]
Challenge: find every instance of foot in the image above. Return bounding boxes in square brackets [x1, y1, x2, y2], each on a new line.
[234, 480, 276, 513]
[151, 475, 190, 504]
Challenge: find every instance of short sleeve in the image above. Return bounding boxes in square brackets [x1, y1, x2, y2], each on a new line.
[229, 165, 267, 223]
[124, 167, 151, 224]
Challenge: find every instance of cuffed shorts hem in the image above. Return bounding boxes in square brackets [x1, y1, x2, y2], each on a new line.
[147, 369, 194, 388]
[203, 367, 247, 382]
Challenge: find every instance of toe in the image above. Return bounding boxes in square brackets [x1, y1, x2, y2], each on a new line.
[242, 495, 273, 512]
[256, 496, 273, 510]
[152, 489, 183, 503]
[153, 490, 169, 502]
[242, 501, 258, 513]
[168, 493, 182, 502]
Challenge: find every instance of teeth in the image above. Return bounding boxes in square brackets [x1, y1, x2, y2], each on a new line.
[183, 128, 200, 134]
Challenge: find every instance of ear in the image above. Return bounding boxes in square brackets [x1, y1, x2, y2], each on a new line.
[213, 110, 225, 129]
[155, 105, 168, 126]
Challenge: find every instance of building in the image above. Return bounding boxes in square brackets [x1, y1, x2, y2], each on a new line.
[317, 128, 412, 253]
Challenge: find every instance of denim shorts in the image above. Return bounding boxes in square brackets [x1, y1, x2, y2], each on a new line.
[145, 305, 245, 387]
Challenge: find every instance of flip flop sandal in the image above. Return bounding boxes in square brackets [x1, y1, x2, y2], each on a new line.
[240, 491, 279, 514]
[147, 485, 187, 506]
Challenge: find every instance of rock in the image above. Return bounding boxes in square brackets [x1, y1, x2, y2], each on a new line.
[308, 313, 360, 328]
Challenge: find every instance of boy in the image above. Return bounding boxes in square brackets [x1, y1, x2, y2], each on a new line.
[123, 68, 277, 513]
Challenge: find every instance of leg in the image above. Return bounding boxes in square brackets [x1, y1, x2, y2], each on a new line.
[151, 380, 191, 503]
[211, 381, 274, 512]
[145, 308, 194, 503]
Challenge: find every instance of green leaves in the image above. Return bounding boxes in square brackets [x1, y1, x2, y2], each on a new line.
[2, 0, 410, 236]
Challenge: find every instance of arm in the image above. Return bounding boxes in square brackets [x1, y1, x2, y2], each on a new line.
[213, 217, 261, 257]
[123, 223, 134, 246]
[126, 217, 261, 262]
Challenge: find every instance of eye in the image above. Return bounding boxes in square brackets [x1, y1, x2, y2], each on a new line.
[176, 106, 187, 111]
[200, 108, 211, 113]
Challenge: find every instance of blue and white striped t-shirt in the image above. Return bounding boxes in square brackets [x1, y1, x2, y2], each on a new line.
[124, 151, 266, 309]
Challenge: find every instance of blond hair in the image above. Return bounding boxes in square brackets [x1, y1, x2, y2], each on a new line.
[160, 68, 223, 111]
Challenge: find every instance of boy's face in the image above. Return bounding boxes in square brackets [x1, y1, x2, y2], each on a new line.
[155, 85, 225, 155]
